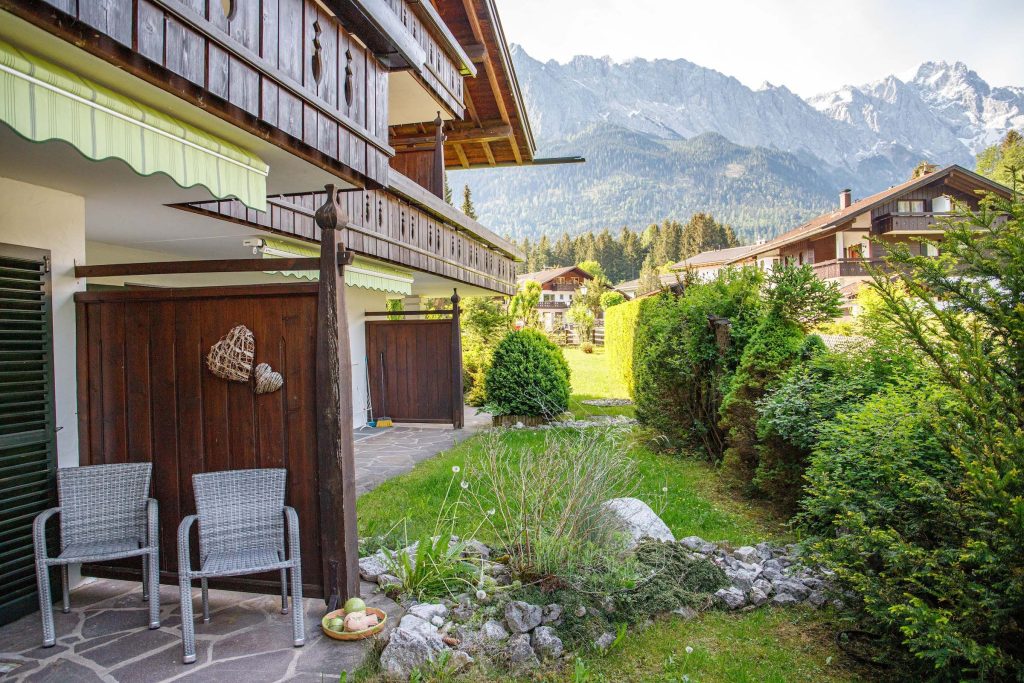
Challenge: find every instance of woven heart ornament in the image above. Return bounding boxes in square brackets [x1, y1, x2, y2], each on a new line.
[254, 362, 284, 394]
[206, 325, 255, 382]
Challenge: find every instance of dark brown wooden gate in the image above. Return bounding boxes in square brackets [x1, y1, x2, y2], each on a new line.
[365, 319, 458, 424]
[74, 283, 324, 596]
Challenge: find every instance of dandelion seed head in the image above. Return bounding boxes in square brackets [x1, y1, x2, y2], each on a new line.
[452, 465, 461, 473]
[486, 508, 496, 516]
[662, 486, 669, 493]
[685, 646, 693, 654]
[460, 480, 469, 490]
[475, 589, 487, 600]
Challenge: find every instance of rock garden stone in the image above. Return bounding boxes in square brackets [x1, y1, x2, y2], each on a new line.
[753, 578, 773, 595]
[506, 633, 540, 669]
[358, 552, 389, 582]
[727, 568, 759, 593]
[531, 626, 564, 660]
[377, 573, 401, 588]
[379, 625, 446, 680]
[808, 591, 828, 608]
[449, 650, 474, 672]
[574, 605, 587, 618]
[733, 546, 758, 563]
[594, 632, 616, 652]
[430, 615, 445, 628]
[748, 588, 769, 607]
[715, 586, 747, 610]
[771, 593, 800, 607]
[461, 540, 491, 560]
[408, 603, 448, 622]
[600, 497, 675, 548]
[505, 601, 543, 633]
[774, 579, 811, 601]
[481, 619, 509, 642]
[761, 567, 784, 582]
[542, 603, 563, 624]
[679, 536, 717, 554]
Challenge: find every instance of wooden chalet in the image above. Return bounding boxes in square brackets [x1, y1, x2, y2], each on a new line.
[0, 0, 551, 624]
[515, 265, 593, 332]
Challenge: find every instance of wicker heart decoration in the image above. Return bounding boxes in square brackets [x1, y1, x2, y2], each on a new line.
[254, 362, 284, 394]
[206, 325, 255, 382]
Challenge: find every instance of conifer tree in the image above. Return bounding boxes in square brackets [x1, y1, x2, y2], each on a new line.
[461, 185, 478, 219]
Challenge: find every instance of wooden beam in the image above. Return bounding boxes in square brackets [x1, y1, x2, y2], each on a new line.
[454, 143, 470, 168]
[482, 140, 496, 166]
[463, 88, 482, 127]
[74, 258, 321, 278]
[392, 123, 513, 149]
[463, 42, 487, 63]
[450, 289, 464, 430]
[313, 185, 360, 606]
[364, 309, 454, 316]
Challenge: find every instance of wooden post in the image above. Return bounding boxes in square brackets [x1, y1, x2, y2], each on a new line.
[431, 113, 446, 199]
[451, 289, 465, 429]
[314, 185, 360, 605]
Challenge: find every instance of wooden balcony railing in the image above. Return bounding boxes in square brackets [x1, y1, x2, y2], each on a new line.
[811, 258, 885, 279]
[174, 172, 518, 295]
[872, 212, 952, 234]
[9, 0, 393, 186]
[384, 0, 466, 114]
[537, 301, 570, 309]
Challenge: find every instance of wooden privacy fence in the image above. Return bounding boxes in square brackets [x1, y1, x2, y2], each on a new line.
[74, 283, 326, 596]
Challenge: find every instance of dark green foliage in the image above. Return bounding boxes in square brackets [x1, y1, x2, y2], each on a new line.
[800, 192, 1024, 679]
[633, 269, 763, 459]
[484, 329, 570, 417]
[753, 341, 915, 509]
[764, 264, 842, 330]
[616, 540, 729, 616]
[718, 314, 806, 484]
[461, 297, 511, 406]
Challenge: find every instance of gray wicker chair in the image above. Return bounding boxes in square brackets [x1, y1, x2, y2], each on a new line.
[33, 462, 160, 647]
[177, 468, 303, 664]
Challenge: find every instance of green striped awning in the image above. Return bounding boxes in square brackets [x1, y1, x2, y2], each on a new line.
[0, 38, 268, 211]
[261, 238, 414, 295]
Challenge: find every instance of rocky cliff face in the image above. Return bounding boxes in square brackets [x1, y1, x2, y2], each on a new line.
[449, 47, 1021, 239]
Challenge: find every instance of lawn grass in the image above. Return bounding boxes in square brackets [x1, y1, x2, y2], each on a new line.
[563, 346, 634, 418]
[356, 349, 865, 682]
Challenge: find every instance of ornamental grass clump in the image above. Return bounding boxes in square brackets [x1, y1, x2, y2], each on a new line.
[462, 425, 642, 592]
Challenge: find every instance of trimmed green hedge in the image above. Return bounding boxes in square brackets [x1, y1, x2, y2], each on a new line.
[604, 297, 642, 398]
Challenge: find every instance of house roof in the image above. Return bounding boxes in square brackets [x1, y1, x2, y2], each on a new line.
[748, 164, 1011, 257]
[390, 0, 536, 168]
[616, 272, 681, 295]
[516, 265, 593, 285]
[670, 244, 758, 270]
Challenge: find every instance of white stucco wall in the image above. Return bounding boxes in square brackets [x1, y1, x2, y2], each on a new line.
[0, 176, 86, 469]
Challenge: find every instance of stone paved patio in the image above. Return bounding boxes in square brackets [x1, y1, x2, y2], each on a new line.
[353, 406, 489, 495]
[0, 578, 401, 682]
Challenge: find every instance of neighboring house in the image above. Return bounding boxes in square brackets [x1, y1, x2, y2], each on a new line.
[0, 0, 548, 617]
[616, 272, 682, 299]
[516, 265, 594, 331]
[743, 164, 1011, 287]
[670, 244, 759, 281]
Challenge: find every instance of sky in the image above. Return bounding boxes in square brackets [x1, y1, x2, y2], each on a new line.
[495, 0, 1024, 97]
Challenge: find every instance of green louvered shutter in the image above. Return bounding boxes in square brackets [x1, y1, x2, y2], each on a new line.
[0, 245, 58, 625]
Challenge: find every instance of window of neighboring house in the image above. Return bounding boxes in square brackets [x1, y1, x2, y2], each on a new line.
[932, 196, 952, 213]
[846, 243, 864, 259]
[923, 242, 939, 257]
[897, 199, 925, 213]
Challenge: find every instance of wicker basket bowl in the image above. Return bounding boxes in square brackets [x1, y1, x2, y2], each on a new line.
[321, 607, 388, 641]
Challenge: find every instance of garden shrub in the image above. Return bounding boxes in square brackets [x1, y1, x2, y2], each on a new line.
[754, 338, 916, 510]
[604, 297, 642, 396]
[483, 329, 570, 417]
[580, 341, 594, 354]
[718, 313, 805, 483]
[800, 193, 1024, 679]
[633, 268, 764, 459]
[460, 297, 510, 406]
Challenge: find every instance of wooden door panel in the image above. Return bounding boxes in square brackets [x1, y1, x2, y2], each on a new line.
[365, 320, 453, 423]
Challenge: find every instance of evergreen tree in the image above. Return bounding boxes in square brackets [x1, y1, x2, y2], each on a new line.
[553, 232, 574, 266]
[977, 129, 1024, 187]
[680, 212, 738, 258]
[461, 185, 478, 219]
[650, 219, 682, 267]
[620, 227, 644, 282]
[637, 255, 663, 295]
[443, 173, 453, 205]
[535, 235, 552, 270]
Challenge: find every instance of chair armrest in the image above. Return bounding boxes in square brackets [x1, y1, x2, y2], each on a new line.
[177, 515, 198, 575]
[33, 507, 61, 561]
[146, 498, 159, 548]
[283, 506, 301, 562]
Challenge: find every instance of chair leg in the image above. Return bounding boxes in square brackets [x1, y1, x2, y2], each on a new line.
[147, 550, 160, 629]
[290, 563, 304, 647]
[142, 555, 149, 602]
[179, 573, 196, 664]
[35, 559, 56, 648]
[280, 568, 288, 615]
[60, 565, 70, 614]
[201, 578, 210, 624]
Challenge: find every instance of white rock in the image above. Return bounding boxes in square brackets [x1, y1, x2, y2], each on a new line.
[600, 498, 675, 549]
[505, 601, 543, 633]
[481, 619, 509, 641]
[594, 632, 616, 651]
[531, 626, 564, 660]
[358, 552, 389, 582]
[542, 604, 563, 624]
[506, 633, 540, 668]
[733, 546, 758, 563]
[379, 626, 446, 679]
[748, 588, 769, 606]
[715, 587, 746, 610]
[408, 603, 449, 622]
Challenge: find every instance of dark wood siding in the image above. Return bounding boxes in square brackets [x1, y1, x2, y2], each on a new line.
[10, 0, 392, 187]
[74, 284, 324, 596]
[365, 320, 453, 423]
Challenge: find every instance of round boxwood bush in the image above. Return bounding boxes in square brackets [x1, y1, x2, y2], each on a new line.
[484, 329, 570, 418]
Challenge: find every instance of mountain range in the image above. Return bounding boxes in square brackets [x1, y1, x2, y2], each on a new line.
[449, 46, 1024, 242]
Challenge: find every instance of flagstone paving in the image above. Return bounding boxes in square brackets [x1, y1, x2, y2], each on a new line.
[0, 578, 400, 682]
[353, 406, 490, 495]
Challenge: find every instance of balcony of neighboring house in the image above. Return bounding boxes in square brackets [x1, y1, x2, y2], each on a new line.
[811, 258, 885, 280]
[537, 301, 570, 310]
[872, 212, 953, 235]
[546, 282, 580, 292]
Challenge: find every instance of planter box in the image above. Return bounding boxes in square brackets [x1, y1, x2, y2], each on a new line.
[491, 414, 548, 428]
